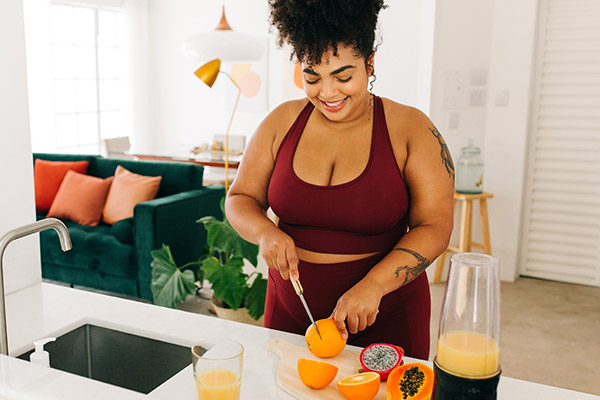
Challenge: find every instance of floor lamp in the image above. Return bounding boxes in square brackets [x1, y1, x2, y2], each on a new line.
[182, 6, 264, 194]
[194, 59, 240, 194]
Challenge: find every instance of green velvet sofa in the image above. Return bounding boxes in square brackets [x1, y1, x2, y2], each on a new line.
[33, 153, 224, 301]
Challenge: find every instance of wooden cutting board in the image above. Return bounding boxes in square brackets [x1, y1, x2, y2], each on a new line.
[266, 338, 388, 399]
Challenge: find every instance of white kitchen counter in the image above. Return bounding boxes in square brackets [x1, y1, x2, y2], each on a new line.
[0, 282, 597, 399]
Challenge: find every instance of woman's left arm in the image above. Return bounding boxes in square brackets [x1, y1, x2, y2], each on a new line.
[332, 107, 455, 339]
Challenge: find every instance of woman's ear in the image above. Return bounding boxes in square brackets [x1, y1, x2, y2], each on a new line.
[367, 53, 375, 76]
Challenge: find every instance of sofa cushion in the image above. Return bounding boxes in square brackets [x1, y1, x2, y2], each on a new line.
[102, 166, 162, 225]
[39, 219, 136, 279]
[112, 217, 134, 244]
[88, 158, 204, 197]
[47, 171, 113, 226]
[34, 159, 89, 212]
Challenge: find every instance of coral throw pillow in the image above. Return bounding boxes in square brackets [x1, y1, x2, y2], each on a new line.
[102, 165, 162, 225]
[47, 170, 113, 226]
[34, 159, 89, 212]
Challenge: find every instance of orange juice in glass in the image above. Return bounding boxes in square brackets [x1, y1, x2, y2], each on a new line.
[192, 339, 244, 400]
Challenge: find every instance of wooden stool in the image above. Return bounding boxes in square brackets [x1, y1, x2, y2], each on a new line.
[434, 192, 494, 284]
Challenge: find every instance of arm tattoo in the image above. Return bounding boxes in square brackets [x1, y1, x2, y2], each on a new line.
[393, 248, 431, 286]
[429, 126, 455, 180]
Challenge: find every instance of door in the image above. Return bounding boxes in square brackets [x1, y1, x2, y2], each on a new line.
[519, 0, 600, 286]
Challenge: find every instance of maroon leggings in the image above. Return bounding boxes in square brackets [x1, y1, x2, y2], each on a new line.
[264, 253, 431, 360]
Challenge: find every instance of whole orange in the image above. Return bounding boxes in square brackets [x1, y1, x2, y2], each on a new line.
[297, 358, 339, 389]
[337, 371, 381, 400]
[305, 318, 347, 358]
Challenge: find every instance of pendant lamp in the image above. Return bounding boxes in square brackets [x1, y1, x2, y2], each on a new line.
[182, 6, 265, 62]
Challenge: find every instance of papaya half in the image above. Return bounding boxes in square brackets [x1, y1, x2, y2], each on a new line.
[386, 362, 434, 400]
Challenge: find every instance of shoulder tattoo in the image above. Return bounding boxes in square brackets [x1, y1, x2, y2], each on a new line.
[429, 126, 455, 180]
[393, 248, 431, 286]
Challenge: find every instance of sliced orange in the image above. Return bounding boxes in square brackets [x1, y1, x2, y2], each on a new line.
[336, 371, 381, 400]
[297, 358, 339, 389]
[305, 318, 347, 358]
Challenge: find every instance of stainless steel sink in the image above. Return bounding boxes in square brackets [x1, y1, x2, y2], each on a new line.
[17, 324, 191, 394]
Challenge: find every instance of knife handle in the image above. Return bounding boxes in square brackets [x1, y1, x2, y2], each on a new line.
[291, 278, 303, 296]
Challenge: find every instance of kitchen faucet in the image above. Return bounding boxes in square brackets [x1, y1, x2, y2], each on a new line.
[0, 218, 71, 355]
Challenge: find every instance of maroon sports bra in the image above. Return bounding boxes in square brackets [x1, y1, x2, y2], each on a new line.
[268, 96, 409, 254]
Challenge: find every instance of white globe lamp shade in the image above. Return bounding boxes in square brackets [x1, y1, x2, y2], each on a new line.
[181, 6, 265, 62]
[182, 31, 265, 62]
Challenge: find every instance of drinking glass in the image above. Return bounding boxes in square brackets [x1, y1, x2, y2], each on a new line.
[192, 339, 244, 400]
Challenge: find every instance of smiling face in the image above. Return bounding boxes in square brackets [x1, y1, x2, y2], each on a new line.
[301, 45, 374, 123]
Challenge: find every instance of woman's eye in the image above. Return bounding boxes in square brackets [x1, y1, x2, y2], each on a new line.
[304, 78, 319, 85]
[338, 76, 352, 83]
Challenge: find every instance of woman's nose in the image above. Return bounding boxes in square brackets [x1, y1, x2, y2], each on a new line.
[320, 80, 338, 99]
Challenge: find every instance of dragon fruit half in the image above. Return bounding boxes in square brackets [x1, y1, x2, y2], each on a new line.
[359, 343, 404, 380]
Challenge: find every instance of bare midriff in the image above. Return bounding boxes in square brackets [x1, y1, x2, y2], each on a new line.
[296, 247, 381, 264]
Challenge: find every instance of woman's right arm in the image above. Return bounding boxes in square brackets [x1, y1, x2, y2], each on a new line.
[225, 103, 300, 281]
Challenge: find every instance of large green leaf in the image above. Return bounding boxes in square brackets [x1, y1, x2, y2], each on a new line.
[197, 197, 259, 266]
[244, 273, 268, 320]
[201, 256, 246, 310]
[150, 245, 196, 308]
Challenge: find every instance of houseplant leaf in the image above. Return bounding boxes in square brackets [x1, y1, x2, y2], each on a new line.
[201, 256, 246, 310]
[150, 245, 196, 308]
[244, 272, 268, 320]
[197, 198, 259, 266]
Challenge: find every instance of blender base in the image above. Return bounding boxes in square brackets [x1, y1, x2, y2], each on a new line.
[432, 359, 501, 400]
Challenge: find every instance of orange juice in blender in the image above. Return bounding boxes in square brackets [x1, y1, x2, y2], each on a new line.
[436, 331, 499, 377]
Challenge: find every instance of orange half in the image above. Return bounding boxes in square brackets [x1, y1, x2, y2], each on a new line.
[297, 358, 338, 389]
[336, 371, 381, 400]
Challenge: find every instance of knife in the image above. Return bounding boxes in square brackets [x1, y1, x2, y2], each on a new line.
[291, 278, 322, 339]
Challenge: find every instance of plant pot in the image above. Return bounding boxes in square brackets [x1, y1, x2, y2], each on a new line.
[210, 296, 264, 327]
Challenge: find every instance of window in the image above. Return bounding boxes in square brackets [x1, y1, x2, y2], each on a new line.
[49, 3, 129, 154]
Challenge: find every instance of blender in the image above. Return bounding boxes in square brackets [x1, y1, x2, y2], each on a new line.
[433, 253, 501, 399]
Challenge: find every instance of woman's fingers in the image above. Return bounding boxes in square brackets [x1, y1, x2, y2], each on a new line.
[347, 314, 360, 334]
[286, 246, 300, 281]
[358, 315, 369, 332]
[366, 311, 378, 327]
[276, 248, 289, 279]
[332, 309, 349, 340]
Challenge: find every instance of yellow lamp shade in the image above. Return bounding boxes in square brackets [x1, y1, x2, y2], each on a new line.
[194, 59, 221, 87]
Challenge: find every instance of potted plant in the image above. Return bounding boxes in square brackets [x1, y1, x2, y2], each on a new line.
[150, 197, 267, 324]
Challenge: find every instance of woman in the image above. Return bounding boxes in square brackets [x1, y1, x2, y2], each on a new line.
[225, 0, 454, 359]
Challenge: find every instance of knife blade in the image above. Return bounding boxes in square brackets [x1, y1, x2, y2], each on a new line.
[291, 278, 322, 339]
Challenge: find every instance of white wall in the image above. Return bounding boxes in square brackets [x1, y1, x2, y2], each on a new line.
[484, 0, 538, 281]
[141, 0, 275, 155]
[0, 0, 42, 294]
[429, 0, 539, 281]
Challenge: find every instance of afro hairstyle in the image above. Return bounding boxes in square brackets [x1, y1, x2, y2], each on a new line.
[268, 0, 387, 67]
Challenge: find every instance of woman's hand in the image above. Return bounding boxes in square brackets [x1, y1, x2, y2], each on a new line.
[258, 227, 299, 281]
[330, 280, 383, 340]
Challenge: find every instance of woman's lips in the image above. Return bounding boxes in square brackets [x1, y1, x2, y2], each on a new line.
[320, 96, 349, 112]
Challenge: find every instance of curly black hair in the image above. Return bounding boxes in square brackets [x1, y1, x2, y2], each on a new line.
[268, 0, 387, 67]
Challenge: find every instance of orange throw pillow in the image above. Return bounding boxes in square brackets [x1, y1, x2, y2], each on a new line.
[47, 170, 113, 226]
[102, 165, 162, 225]
[34, 159, 89, 212]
